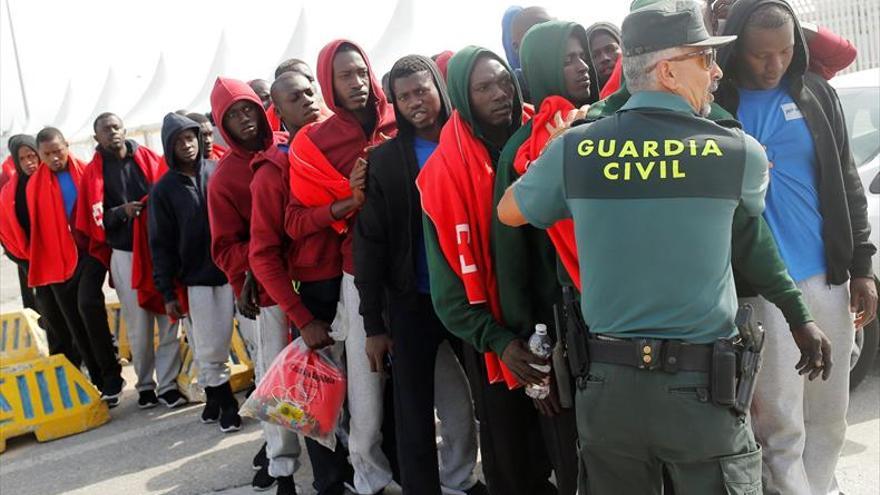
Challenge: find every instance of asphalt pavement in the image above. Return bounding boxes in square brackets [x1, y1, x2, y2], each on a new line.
[1, 255, 877, 495]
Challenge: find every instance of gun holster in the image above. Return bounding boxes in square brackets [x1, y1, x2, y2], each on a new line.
[557, 286, 590, 389]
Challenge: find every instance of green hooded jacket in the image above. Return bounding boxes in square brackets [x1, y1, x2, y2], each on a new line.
[492, 21, 592, 340]
[422, 46, 527, 355]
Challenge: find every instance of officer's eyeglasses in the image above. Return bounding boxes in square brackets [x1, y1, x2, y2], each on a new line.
[646, 48, 717, 73]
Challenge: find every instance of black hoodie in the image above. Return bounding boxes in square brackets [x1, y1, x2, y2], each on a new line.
[353, 55, 453, 336]
[716, 0, 875, 284]
[148, 113, 226, 302]
[8, 135, 37, 239]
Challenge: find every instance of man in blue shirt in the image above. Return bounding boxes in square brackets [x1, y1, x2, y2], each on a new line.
[354, 55, 485, 495]
[716, 1, 877, 493]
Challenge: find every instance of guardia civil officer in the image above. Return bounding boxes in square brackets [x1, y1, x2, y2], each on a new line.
[497, 1, 833, 492]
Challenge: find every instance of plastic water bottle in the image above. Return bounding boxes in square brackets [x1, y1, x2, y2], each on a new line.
[525, 324, 553, 399]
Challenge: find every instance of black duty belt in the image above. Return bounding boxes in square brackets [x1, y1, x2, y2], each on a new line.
[588, 337, 713, 373]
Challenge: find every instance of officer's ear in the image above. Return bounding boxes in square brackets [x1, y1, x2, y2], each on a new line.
[655, 60, 679, 93]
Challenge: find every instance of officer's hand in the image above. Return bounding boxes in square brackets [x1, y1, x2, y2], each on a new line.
[236, 271, 261, 319]
[165, 299, 186, 320]
[532, 373, 562, 417]
[790, 322, 833, 381]
[300, 319, 334, 350]
[122, 201, 144, 218]
[366, 333, 393, 373]
[541, 107, 589, 155]
[850, 277, 878, 329]
[501, 339, 549, 386]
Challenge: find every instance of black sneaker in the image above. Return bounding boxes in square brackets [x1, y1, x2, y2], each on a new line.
[101, 378, 126, 408]
[137, 390, 159, 409]
[219, 406, 242, 432]
[200, 400, 220, 423]
[158, 389, 188, 409]
[252, 464, 276, 491]
[276, 475, 297, 495]
[253, 442, 268, 470]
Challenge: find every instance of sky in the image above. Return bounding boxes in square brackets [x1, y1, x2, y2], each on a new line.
[0, 0, 629, 142]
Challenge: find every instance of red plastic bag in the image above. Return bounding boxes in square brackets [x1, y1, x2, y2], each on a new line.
[240, 338, 346, 449]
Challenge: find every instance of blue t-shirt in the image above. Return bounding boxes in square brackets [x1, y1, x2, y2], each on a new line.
[56, 170, 77, 218]
[737, 84, 826, 282]
[413, 136, 438, 294]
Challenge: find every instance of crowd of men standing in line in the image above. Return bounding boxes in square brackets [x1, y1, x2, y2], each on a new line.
[0, 0, 876, 494]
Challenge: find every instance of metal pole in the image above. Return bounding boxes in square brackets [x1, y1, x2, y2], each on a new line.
[5, 0, 31, 120]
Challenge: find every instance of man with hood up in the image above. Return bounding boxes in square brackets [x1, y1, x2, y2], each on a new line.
[417, 46, 562, 495]
[0, 134, 77, 366]
[285, 39, 397, 495]
[491, 20, 602, 494]
[149, 112, 244, 417]
[208, 78, 324, 493]
[716, 2, 876, 493]
[353, 55, 486, 495]
[585, 22, 622, 93]
[1, 135, 38, 311]
[30, 127, 125, 404]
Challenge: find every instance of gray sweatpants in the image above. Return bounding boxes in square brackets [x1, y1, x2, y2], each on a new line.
[742, 274, 854, 495]
[256, 305, 302, 478]
[434, 340, 479, 492]
[111, 249, 181, 394]
[185, 285, 235, 388]
[334, 272, 393, 495]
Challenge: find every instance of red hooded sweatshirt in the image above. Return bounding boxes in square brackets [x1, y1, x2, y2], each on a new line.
[286, 39, 396, 276]
[207, 77, 284, 305]
[250, 140, 335, 329]
[26, 156, 87, 286]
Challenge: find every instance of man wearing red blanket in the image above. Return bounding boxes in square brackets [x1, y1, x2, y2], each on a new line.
[75, 113, 183, 410]
[27, 127, 124, 405]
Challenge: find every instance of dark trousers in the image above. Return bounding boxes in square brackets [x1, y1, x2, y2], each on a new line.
[49, 255, 122, 393]
[462, 343, 579, 495]
[297, 278, 354, 495]
[16, 262, 37, 310]
[388, 294, 461, 494]
[14, 259, 81, 366]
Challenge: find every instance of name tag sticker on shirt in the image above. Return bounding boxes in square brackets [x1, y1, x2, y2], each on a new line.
[781, 102, 804, 121]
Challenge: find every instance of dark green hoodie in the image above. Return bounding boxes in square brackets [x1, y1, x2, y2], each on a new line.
[422, 46, 527, 355]
[492, 21, 593, 340]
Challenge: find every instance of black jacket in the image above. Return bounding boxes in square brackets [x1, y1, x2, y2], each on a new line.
[716, 0, 875, 285]
[354, 55, 453, 337]
[148, 113, 226, 302]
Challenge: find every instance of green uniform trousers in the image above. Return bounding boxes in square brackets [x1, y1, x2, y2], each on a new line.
[575, 363, 763, 494]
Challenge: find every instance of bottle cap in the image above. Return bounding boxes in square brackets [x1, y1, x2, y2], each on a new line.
[535, 324, 547, 335]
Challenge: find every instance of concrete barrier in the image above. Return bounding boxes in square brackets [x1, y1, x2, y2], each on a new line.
[0, 355, 110, 453]
[0, 309, 48, 366]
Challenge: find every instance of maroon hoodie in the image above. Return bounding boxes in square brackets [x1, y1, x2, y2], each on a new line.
[250, 137, 341, 328]
[207, 77, 281, 306]
[285, 39, 396, 275]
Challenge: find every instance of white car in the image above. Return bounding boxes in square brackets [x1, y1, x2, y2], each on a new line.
[832, 68, 880, 389]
